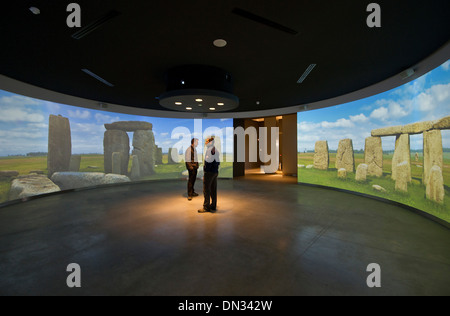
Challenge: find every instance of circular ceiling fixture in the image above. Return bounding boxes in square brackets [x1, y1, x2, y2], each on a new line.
[159, 65, 239, 112]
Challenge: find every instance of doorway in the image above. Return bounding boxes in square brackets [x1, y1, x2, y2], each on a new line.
[238, 114, 297, 177]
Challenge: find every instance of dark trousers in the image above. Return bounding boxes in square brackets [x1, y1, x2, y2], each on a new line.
[187, 168, 197, 197]
[203, 172, 218, 210]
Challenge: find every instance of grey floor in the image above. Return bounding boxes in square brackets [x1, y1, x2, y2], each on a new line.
[1, 175, 450, 296]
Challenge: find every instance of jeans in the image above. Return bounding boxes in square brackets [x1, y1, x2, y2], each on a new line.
[203, 172, 218, 210]
[187, 168, 197, 197]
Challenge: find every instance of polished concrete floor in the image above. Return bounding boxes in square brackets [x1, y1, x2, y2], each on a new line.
[1, 175, 450, 296]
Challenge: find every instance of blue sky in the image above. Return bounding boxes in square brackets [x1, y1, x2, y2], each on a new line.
[298, 60, 450, 151]
[0, 91, 233, 156]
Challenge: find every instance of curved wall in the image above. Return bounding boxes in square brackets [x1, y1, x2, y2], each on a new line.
[0, 90, 233, 204]
[297, 60, 450, 223]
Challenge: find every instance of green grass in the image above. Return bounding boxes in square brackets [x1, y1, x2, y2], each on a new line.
[298, 152, 450, 184]
[298, 153, 450, 223]
[0, 156, 48, 175]
[78, 154, 105, 173]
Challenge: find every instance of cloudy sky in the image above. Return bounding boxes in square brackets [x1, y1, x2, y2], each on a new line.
[0, 91, 233, 156]
[298, 60, 450, 152]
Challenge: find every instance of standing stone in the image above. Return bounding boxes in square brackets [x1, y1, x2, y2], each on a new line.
[415, 152, 419, 162]
[104, 130, 130, 175]
[423, 130, 443, 186]
[364, 136, 383, 177]
[69, 155, 81, 172]
[337, 168, 347, 179]
[130, 155, 141, 180]
[394, 161, 409, 192]
[168, 148, 179, 164]
[313, 141, 329, 170]
[112, 152, 122, 175]
[48, 115, 71, 177]
[336, 139, 355, 172]
[426, 165, 445, 204]
[155, 146, 163, 164]
[355, 164, 368, 182]
[391, 134, 411, 182]
[132, 130, 155, 176]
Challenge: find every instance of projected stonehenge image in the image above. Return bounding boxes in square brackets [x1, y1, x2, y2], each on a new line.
[0, 92, 233, 204]
[308, 116, 448, 199]
[297, 61, 450, 223]
[299, 116, 450, 223]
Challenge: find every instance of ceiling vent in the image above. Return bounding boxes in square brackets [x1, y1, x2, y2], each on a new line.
[232, 8, 298, 35]
[81, 69, 114, 87]
[297, 64, 316, 83]
[72, 10, 121, 39]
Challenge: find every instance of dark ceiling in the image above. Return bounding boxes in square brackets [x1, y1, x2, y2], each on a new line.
[0, 0, 449, 113]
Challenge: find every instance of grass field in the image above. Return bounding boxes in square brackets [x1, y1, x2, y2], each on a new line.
[298, 152, 450, 223]
[0, 154, 232, 203]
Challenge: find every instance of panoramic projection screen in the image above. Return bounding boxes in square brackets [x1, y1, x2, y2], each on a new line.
[297, 60, 450, 223]
[0, 90, 233, 204]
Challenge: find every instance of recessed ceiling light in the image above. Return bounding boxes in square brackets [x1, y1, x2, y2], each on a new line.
[213, 39, 227, 47]
[195, 98, 203, 102]
[29, 7, 40, 15]
[209, 107, 216, 111]
[181, 80, 185, 85]
[186, 107, 192, 110]
[175, 102, 182, 105]
[198, 104, 203, 107]
[217, 102, 224, 106]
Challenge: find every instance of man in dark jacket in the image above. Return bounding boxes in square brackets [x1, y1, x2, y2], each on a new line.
[185, 138, 199, 201]
[198, 137, 220, 213]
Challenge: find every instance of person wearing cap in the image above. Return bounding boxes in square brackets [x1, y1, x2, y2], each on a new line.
[185, 138, 199, 201]
[198, 136, 220, 213]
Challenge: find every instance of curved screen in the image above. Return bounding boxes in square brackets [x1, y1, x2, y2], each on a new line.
[0, 90, 233, 204]
[298, 60, 450, 223]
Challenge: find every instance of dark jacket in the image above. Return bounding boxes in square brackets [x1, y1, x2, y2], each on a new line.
[185, 145, 199, 170]
[204, 146, 220, 173]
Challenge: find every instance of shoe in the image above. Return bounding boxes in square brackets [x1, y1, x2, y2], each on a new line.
[210, 206, 216, 212]
[188, 196, 192, 201]
[192, 192, 199, 197]
[198, 208, 210, 213]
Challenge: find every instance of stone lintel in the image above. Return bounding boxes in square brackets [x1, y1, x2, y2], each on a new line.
[104, 121, 153, 132]
[371, 116, 450, 137]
